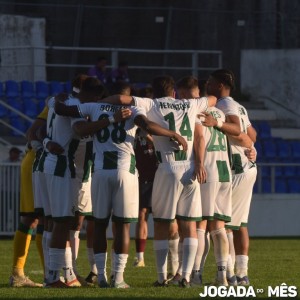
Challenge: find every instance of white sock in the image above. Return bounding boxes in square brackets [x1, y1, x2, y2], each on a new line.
[227, 231, 235, 267]
[210, 228, 229, 283]
[63, 246, 77, 282]
[236, 255, 249, 278]
[48, 248, 65, 283]
[42, 231, 49, 280]
[153, 240, 169, 283]
[181, 237, 198, 281]
[114, 253, 128, 284]
[193, 229, 205, 271]
[110, 248, 115, 277]
[177, 241, 183, 275]
[87, 247, 97, 274]
[136, 252, 144, 261]
[227, 255, 235, 278]
[69, 230, 80, 275]
[199, 231, 210, 275]
[94, 252, 107, 282]
[168, 237, 179, 276]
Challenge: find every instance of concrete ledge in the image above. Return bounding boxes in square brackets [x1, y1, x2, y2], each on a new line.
[271, 128, 300, 140]
[248, 109, 277, 121]
[248, 194, 300, 237]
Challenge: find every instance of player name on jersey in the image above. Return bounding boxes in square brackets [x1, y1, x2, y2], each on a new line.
[158, 101, 190, 111]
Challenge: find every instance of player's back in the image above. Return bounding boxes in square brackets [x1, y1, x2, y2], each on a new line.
[216, 96, 252, 173]
[201, 107, 231, 182]
[42, 97, 80, 176]
[78, 102, 143, 173]
[144, 96, 208, 163]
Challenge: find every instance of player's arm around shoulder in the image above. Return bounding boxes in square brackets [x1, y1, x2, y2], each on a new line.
[72, 107, 132, 138]
[98, 94, 134, 105]
[54, 100, 81, 117]
[134, 114, 188, 151]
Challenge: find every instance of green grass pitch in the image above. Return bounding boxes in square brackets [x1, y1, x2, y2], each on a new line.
[0, 238, 299, 299]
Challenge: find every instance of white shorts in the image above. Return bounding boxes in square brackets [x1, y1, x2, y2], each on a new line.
[152, 162, 201, 221]
[33, 171, 51, 217]
[75, 178, 92, 215]
[44, 173, 77, 219]
[91, 169, 139, 222]
[226, 167, 257, 229]
[201, 181, 232, 222]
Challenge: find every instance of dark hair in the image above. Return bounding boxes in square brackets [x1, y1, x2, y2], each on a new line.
[176, 76, 198, 90]
[152, 75, 175, 98]
[81, 77, 107, 99]
[138, 86, 153, 98]
[110, 81, 131, 95]
[210, 69, 235, 90]
[9, 147, 21, 154]
[72, 74, 89, 90]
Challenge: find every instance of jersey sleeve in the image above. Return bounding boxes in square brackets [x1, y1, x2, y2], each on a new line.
[131, 106, 147, 118]
[195, 97, 208, 113]
[244, 113, 252, 128]
[77, 103, 94, 118]
[217, 98, 239, 116]
[133, 96, 153, 113]
[47, 97, 55, 109]
[66, 97, 80, 106]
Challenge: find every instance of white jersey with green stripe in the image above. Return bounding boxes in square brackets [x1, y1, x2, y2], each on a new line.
[216, 96, 254, 174]
[199, 107, 232, 183]
[41, 97, 81, 177]
[67, 98, 94, 183]
[133, 96, 208, 163]
[77, 102, 146, 173]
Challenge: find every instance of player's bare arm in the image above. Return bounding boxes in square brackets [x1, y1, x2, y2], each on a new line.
[99, 94, 134, 105]
[54, 101, 81, 117]
[229, 132, 253, 148]
[45, 141, 64, 155]
[246, 125, 257, 143]
[199, 112, 241, 136]
[134, 115, 188, 152]
[193, 124, 207, 183]
[72, 108, 132, 138]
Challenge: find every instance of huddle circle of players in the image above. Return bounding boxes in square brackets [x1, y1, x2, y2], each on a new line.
[10, 70, 257, 288]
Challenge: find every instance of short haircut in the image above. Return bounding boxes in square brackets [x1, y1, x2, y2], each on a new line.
[72, 74, 89, 90]
[110, 81, 131, 95]
[152, 75, 175, 98]
[210, 69, 235, 90]
[81, 77, 107, 99]
[138, 86, 153, 98]
[9, 147, 21, 154]
[176, 76, 199, 90]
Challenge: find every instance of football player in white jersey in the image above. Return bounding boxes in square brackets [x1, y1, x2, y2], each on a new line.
[100, 75, 217, 287]
[55, 77, 187, 288]
[204, 69, 257, 286]
[176, 76, 251, 287]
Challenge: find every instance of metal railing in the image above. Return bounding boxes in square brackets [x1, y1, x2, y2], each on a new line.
[0, 45, 223, 82]
[0, 162, 21, 235]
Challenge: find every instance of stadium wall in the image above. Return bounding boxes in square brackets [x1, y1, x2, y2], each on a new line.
[241, 49, 300, 126]
[0, 14, 46, 81]
[106, 194, 300, 238]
